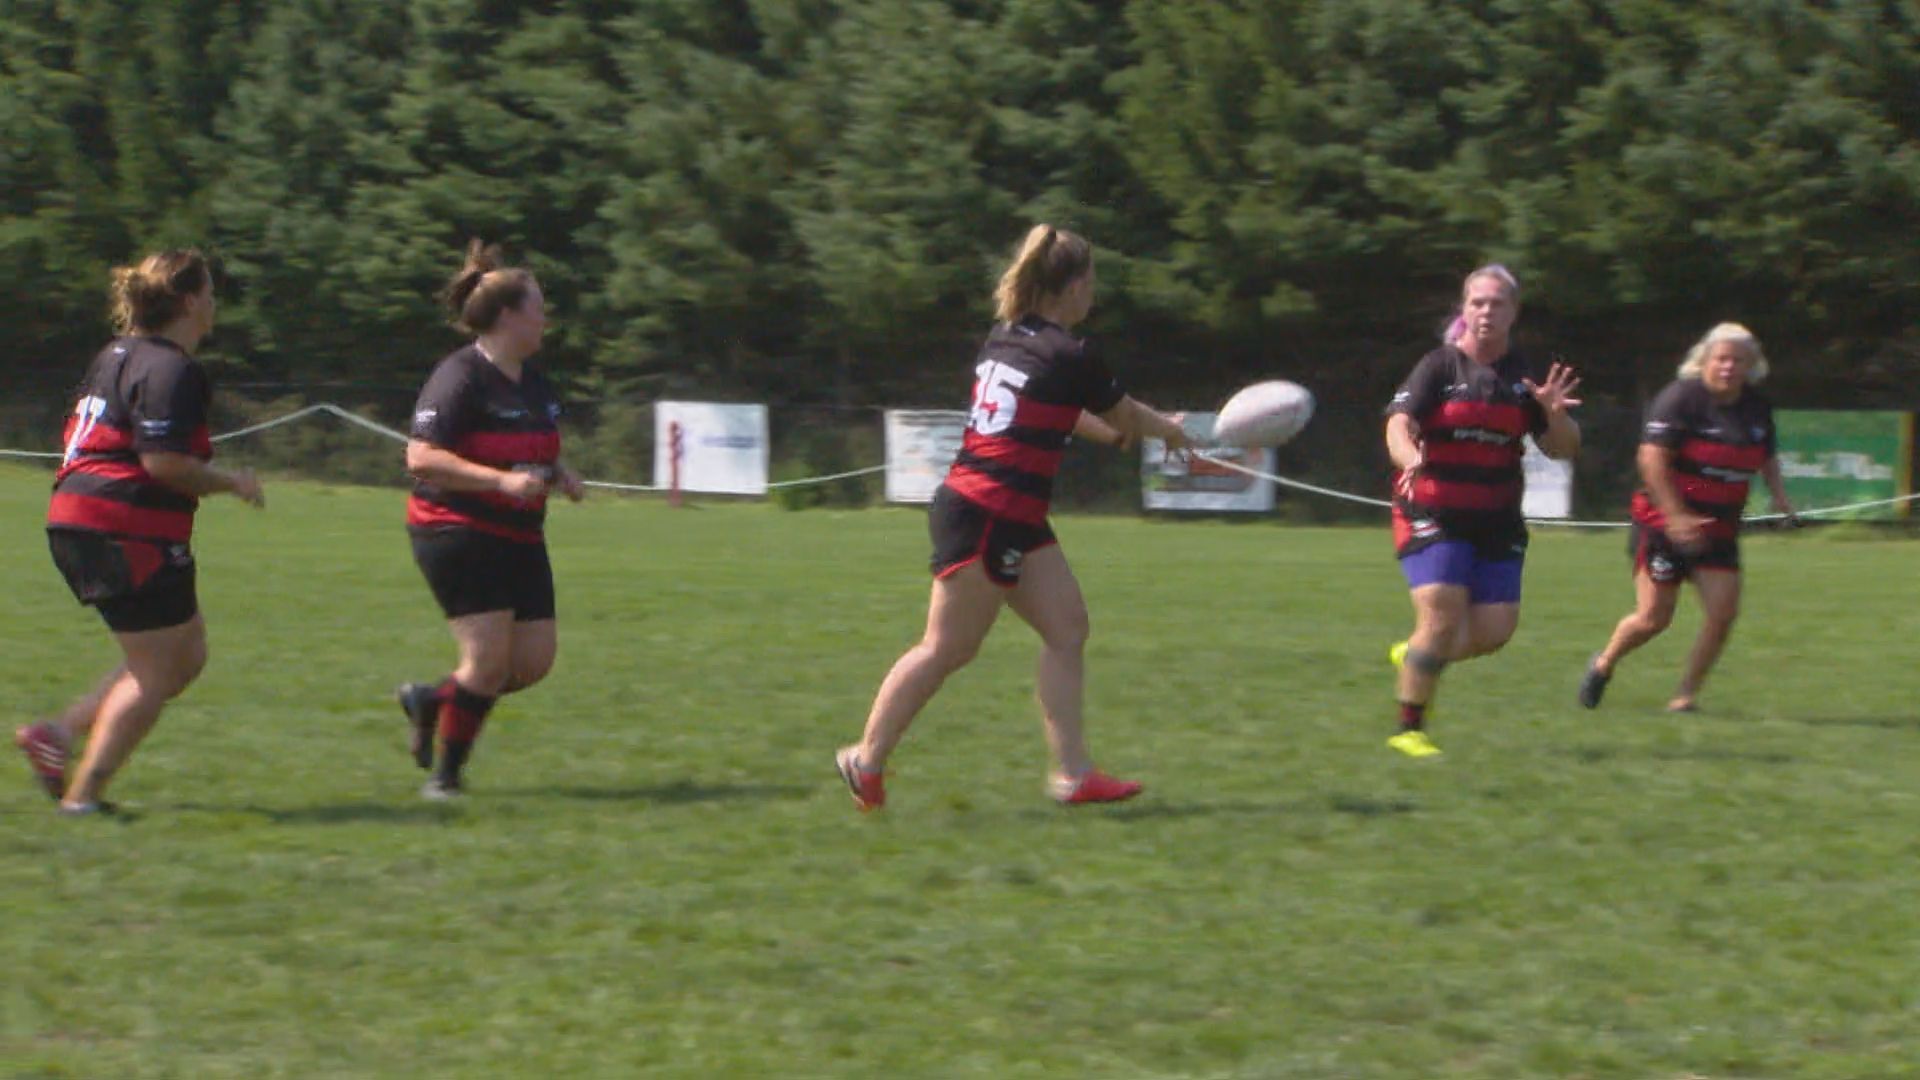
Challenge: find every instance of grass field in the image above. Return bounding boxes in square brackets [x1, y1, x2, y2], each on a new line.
[3, 460, 1917, 1079]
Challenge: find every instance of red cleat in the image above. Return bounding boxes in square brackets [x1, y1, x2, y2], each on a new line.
[14, 722, 69, 802]
[834, 746, 885, 811]
[1051, 769, 1143, 805]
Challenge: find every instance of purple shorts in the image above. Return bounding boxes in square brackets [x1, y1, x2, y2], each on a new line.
[1399, 540, 1524, 605]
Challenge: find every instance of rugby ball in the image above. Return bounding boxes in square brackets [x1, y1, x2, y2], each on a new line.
[1210, 380, 1315, 448]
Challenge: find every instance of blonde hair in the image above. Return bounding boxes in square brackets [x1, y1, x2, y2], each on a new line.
[110, 249, 211, 334]
[441, 239, 536, 334]
[1677, 322, 1769, 383]
[992, 225, 1092, 323]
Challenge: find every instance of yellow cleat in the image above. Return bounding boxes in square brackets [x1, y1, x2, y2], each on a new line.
[1386, 730, 1443, 758]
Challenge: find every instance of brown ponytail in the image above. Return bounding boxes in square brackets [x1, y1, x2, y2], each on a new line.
[441, 238, 535, 334]
[109, 249, 211, 335]
[992, 224, 1092, 323]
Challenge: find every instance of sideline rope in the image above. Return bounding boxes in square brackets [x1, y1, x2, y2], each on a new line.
[1193, 451, 1920, 527]
[6, 404, 1917, 519]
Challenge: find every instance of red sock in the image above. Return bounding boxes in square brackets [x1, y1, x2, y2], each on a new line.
[436, 682, 497, 780]
[1398, 702, 1426, 732]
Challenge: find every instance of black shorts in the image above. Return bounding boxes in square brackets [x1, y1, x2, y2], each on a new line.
[48, 528, 199, 633]
[928, 485, 1057, 587]
[410, 527, 555, 621]
[1631, 522, 1740, 583]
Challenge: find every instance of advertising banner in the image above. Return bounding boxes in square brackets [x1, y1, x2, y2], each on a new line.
[1754, 410, 1913, 520]
[1141, 413, 1276, 512]
[884, 410, 967, 504]
[653, 401, 769, 495]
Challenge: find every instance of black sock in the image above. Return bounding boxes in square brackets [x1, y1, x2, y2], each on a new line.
[1398, 702, 1426, 732]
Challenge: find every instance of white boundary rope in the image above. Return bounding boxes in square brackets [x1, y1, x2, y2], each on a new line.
[1195, 450, 1920, 527]
[768, 464, 887, 489]
[0, 402, 869, 494]
[5, 404, 1916, 519]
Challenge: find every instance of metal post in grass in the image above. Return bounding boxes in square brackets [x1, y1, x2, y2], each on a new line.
[669, 420, 684, 508]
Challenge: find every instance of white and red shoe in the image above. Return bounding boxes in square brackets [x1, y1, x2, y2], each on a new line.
[14, 722, 68, 802]
[1051, 768, 1143, 805]
[834, 746, 885, 812]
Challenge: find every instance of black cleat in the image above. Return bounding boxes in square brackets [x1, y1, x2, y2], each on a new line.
[1578, 656, 1611, 710]
[396, 682, 439, 770]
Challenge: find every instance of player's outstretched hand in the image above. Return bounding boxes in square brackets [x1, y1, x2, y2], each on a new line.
[1523, 362, 1583, 415]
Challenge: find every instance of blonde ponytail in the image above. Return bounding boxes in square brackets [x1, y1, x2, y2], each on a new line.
[992, 224, 1091, 323]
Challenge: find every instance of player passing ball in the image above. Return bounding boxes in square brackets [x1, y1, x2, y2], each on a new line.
[835, 224, 1191, 810]
[1383, 264, 1581, 757]
[1580, 323, 1795, 713]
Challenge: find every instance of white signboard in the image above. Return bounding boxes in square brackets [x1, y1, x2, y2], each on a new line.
[884, 410, 967, 504]
[1522, 438, 1573, 519]
[1141, 412, 1276, 512]
[654, 401, 769, 495]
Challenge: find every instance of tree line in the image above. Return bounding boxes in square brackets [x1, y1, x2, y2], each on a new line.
[4, 0, 1917, 413]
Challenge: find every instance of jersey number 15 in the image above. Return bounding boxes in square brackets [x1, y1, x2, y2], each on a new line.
[969, 361, 1029, 436]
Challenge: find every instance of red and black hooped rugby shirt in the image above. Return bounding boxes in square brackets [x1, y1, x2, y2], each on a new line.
[406, 345, 562, 544]
[47, 336, 213, 543]
[943, 316, 1126, 524]
[1387, 345, 1548, 552]
[1630, 378, 1775, 540]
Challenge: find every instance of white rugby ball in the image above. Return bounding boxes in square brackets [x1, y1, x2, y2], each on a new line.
[1210, 380, 1315, 448]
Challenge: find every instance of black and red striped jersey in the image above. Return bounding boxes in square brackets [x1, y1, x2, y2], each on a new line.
[405, 345, 563, 544]
[943, 316, 1126, 524]
[47, 336, 213, 543]
[1630, 378, 1775, 539]
[1387, 345, 1548, 552]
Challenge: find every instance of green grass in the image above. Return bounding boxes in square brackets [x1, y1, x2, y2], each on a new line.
[3, 461, 1917, 1079]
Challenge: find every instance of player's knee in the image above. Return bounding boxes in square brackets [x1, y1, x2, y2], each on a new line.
[923, 634, 981, 671]
[459, 657, 513, 696]
[508, 656, 554, 693]
[137, 634, 206, 700]
[1048, 611, 1091, 653]
[1416, 612, 1464, 646]
[176, 635, 209, 690]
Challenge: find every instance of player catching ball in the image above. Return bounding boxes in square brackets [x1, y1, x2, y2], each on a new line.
[17, 249, 265, 814]
[394, 241, 583, 800]
[1384, 264, 1581, 757]
[1580, 323, 1795, 713]
[835, 225, 1191, 810]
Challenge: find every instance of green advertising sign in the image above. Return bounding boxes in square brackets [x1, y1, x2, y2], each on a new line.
[1751, 410, 1913, 520]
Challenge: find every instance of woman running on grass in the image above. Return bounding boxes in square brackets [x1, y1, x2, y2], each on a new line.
[1383, 264, 1581, 758]
[394, 241, 584, 801]
[17, 249, 265, 814]
[836, 224, 1191, 810]
[1579, 323, 1796, 713]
